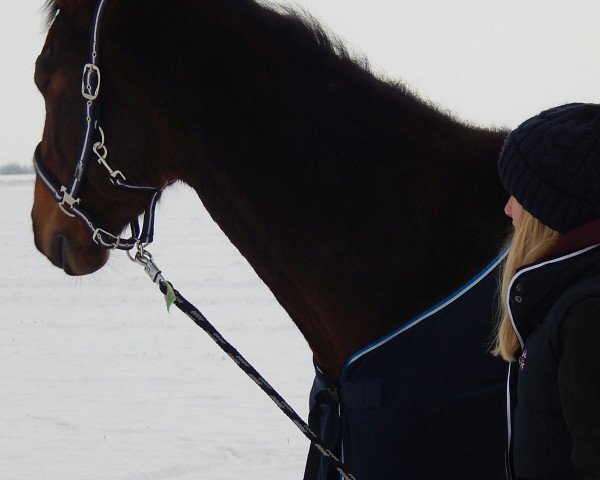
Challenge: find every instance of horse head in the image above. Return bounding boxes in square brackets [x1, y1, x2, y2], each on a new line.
[32, 0, 174, 275]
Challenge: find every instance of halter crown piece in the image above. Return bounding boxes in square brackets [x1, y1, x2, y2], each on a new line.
[33, 0, 164, 251]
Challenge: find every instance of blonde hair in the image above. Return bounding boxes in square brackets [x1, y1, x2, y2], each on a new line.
[493, 210, 561, 361]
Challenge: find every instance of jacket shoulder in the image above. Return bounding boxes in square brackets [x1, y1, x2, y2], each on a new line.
[559, 295, 600, 350]
[545, 280, 600, 356]
[551, 277, 600, 320]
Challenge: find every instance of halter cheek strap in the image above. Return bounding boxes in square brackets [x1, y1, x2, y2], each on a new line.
[32, 0, 164, 251]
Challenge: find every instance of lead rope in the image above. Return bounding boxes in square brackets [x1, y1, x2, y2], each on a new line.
[129, 247, 357, 480]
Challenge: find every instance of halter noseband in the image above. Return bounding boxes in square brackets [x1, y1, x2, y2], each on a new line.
[33, 0, 164, 251]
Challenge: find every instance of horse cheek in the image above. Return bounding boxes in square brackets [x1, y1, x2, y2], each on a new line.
[31, 177, 64, 257]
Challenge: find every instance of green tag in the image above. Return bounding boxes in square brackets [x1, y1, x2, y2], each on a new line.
[164, 282, 176, 312]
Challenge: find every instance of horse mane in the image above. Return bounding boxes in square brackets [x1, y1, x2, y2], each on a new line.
[263, 2, 357, 59]
[42, 0, 461, 128]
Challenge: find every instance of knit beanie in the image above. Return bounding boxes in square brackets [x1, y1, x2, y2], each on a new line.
[498, 103, 600, 233]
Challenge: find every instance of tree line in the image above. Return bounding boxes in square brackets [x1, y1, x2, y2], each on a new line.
[0, 163, 34, 175]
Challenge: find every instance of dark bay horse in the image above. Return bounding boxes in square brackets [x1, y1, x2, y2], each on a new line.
[32, 0, 511, 478]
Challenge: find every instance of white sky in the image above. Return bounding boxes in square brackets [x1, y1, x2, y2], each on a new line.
[2, 0, 600, 166]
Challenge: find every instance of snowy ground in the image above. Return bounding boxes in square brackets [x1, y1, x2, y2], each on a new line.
[1, 175, 314, 480]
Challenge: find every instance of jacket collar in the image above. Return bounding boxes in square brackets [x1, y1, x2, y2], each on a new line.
[543, 218, 600, 259]
[508, 219, 600, 346]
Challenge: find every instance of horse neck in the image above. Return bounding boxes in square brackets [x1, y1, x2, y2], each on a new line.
[109, 1, 509, 379]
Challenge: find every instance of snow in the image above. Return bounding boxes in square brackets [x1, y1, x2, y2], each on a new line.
[0, 176, 314, 480]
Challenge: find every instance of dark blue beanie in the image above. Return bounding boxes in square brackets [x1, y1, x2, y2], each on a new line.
[498, 103, 600, 233]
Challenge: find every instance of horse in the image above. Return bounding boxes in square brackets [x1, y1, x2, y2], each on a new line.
[31, 1, 511, 478]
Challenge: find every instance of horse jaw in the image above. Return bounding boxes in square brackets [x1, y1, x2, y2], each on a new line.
[31, 178, 109, 276]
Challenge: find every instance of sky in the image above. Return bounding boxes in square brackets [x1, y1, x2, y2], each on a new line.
[2, 0, 600, 167]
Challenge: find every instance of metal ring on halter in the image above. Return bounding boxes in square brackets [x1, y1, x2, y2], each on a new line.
[93, 142, 107, 159]
[126, 248, 138, 263]
[126, 241, 147, 263]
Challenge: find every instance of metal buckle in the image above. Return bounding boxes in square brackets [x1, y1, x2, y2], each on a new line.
[59, 186, 80, 218]
[81, 63, 101, 100]
[92, 227, 121, 249]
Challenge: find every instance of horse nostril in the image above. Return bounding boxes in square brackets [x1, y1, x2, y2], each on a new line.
[50, 235, 66, 269]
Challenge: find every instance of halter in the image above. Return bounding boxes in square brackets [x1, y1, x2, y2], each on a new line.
[33, 0, 164, 251]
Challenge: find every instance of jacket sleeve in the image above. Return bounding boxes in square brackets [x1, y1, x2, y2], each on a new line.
[558, 297, 600, 480]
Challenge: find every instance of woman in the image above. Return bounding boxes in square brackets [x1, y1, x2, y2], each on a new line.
[495, 103, 600, 479]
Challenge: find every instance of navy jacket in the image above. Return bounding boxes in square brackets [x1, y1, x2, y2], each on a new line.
[506, 220, 600, 480]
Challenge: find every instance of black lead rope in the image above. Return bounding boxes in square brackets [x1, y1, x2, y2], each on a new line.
[132, 249, 356, 480]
